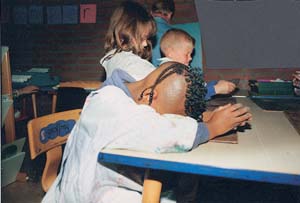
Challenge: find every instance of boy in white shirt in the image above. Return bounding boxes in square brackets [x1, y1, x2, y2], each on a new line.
[42, 62, 251, 203]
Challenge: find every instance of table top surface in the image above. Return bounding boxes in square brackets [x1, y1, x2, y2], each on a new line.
[98, 98, 300, 186]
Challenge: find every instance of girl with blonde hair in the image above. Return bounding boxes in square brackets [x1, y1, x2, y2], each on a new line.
[100, 1, 157, 80]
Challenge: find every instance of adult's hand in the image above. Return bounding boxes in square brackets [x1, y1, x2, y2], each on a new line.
[205, 103, 252, 139]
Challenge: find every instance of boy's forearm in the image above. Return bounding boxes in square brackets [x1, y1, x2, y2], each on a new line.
[192, 123, 210, 149]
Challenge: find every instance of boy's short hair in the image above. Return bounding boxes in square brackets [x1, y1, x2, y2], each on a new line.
[160, 28, 195, 56]
[151, 0, 175, 17]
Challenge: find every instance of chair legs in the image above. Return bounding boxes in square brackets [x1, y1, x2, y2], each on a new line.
[51, 93, 57, 113]
[41, 146, 63, 192]
[31, 93, 37, 118]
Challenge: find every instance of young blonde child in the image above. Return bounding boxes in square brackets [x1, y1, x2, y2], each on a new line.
[160, 28, 236, 99]
[160, 28, 194, 66]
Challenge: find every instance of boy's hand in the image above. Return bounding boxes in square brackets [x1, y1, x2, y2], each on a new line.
[205, 103, 252, 139]
[214, 80, 236, 94]
[202, 105, 229, 122]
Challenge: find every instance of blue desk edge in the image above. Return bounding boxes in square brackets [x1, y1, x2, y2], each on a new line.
[98, 152, 300, 186]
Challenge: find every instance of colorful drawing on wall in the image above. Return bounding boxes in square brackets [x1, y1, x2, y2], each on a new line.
[29, 6, 43, 24]
[80, 4, 96, 23]
[13, 6, 27, 24]
[63, 5, 78, 24]
[47, 6, 62, 24]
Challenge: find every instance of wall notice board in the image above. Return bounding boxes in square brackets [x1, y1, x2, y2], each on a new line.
[195, 0, 300, 68]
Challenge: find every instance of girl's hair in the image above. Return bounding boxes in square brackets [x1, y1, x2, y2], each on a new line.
[104, 1, 157, 60]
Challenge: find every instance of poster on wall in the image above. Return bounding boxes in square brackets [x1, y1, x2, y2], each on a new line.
[80, 4, 96, 23]
[13, 6, 27, 24]
[63, 5, 78, 24]
[47, 6, 62, 24]
[29, 6, 43, 24]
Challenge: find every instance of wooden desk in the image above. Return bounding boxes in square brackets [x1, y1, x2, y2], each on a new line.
[98, 98, 300, 201]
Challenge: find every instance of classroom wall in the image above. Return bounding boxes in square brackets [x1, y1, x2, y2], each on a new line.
[1, 0, 197, 82]
[1, 0, 298, 86]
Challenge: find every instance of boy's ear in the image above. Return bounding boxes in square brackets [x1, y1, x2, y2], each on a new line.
[140, 89, 158, 105]
[166, 47, 175, 58]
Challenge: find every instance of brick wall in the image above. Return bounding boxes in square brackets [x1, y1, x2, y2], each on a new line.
[1, 0, 298, 85]
[1, 0, 198, 82]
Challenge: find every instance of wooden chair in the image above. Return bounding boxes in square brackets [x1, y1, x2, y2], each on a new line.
[27, 109, 81, 192]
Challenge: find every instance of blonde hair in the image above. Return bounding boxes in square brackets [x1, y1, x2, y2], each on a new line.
[104, 1, 156, 60]
[160, 28, 195, 57]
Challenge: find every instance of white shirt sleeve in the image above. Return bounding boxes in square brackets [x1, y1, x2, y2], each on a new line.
[100, 50, 155, 80]
[85, 86, 198, 153]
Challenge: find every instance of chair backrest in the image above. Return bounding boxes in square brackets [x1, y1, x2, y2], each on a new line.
[59, 80, 102, 90]
[27, 109, 81, 191]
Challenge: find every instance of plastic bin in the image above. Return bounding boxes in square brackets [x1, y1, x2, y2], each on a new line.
[1, 138, 26, 187]
[257, 80, 294, 95]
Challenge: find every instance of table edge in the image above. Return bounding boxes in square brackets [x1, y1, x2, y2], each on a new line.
[98, 152, 300, 186]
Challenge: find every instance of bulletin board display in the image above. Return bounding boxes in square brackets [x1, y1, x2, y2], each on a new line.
[195, 0, 300, 68]
[4, 4, 97, 25]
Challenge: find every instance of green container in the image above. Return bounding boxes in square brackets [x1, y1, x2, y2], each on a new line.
[1, 138, 26, 187]
[258, 81, 294, 95]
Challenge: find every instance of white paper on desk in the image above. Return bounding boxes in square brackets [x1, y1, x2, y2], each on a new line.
[232, 89, 249, 98]
[27, 68, 49, 73]
[12, 75, 32, 83]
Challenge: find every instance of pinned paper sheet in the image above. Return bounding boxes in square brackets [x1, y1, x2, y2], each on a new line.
[47, 6, 62, 24]
[29, 6, 43, 24]
[63, 5, 78, 24]
[13, 6, 27, 24]
[80, 4, 96, 23]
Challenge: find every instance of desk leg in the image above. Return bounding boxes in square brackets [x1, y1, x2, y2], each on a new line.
[51, 94, 57, 113]
[142, 179, 162, 203]
[4, 105, 16, 143]
[31, 94, 37, 118]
